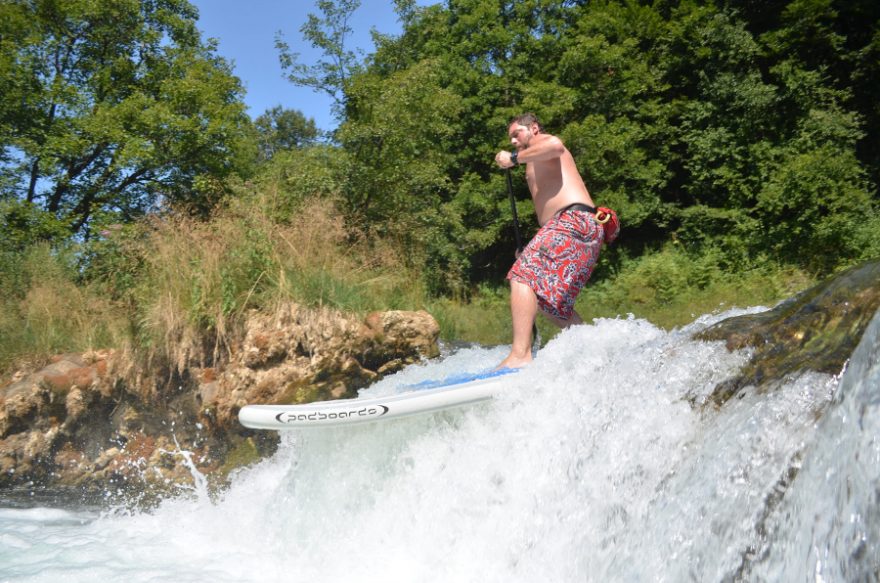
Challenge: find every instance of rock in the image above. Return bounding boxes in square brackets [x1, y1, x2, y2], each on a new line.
[0, 383, 49, 438]
[363, 310, 440, 354]
[206, 305, 439, 428]
[696, 259, 880, 406]
[0, 307, 441, 505]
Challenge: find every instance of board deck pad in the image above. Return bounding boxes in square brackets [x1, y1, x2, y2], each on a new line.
[404, 367, 518, 390]
[238, 367, 519, 429]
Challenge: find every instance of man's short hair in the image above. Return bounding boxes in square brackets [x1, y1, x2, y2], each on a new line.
[510, 113, 543, 133]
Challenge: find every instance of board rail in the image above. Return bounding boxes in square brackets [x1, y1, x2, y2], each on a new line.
[238, 368, 518, 429]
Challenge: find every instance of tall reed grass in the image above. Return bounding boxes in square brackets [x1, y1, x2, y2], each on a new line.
[0, 245, 130, 372]
[128, 193, 427, 372]
[0, 194, 816, 377]
[0, 193, 427, 376]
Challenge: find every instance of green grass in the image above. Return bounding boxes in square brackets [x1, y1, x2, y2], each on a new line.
[575, 248, 814, 329]
[0, 201, 819, 376]
[0, 194, 426, 376]
[428, 247, 815, 347]
[0, 244, 131, 372]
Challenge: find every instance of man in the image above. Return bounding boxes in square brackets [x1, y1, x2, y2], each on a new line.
[494, 113, 604, 369]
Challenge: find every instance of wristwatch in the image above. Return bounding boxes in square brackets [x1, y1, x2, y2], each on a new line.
[510, 150, 519, 166]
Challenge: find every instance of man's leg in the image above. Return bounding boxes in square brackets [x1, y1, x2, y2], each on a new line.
[497, 279, 538, 369]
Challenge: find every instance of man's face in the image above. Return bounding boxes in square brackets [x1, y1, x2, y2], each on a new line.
[508, 123, 534, 150]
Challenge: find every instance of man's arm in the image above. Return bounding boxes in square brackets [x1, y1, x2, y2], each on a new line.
[495, 134, 566, 168]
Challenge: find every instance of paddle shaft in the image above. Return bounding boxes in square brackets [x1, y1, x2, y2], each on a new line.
[505, 168, 524, 252]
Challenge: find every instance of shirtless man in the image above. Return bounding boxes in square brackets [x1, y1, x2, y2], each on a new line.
[494, 113, 604, 369]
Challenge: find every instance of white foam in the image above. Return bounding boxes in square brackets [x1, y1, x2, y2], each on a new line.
[1, 309, 874, 583]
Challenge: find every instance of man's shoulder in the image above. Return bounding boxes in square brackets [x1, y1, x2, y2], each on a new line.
[536, 133, 567, 151]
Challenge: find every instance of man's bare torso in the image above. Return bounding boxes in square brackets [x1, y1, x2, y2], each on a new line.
[522, 134, 595, 226]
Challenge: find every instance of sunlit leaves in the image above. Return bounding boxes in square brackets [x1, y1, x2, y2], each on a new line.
[254, 106, 319, 161]
[0, 0, 254, 235]
[336, 0, 878, 283]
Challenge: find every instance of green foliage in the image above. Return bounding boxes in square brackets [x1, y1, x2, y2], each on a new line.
[254, 106, 319, 160]
[426, 283, 510, 345]
[276, 0, 363, 113]
[739, 0, 880, 186]
[675, 205, 756, 268]
[852, 213, 880, 262]
[0, 0, 255, 238]
[337, 0, 880, 282]
[574, 245, 814, 330]
[0, 243, 129, 372]
[0, 198, 70, 253]
[4, 0, 880, 372]
[253, 144, 352, 222]
[336, 57, 466, 292]
[755, 99, 873, 270]
[79, 222, 145, 304]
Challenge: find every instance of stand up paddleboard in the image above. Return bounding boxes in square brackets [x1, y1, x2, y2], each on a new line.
[238, 368, 518, 429]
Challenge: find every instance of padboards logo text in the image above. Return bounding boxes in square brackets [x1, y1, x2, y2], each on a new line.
[275, 405, 389, 424]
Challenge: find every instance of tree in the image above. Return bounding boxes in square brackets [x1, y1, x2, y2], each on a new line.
[352, 0, 878, 277]
[0, 0, 254, 237]
[254, 106, 319, 160]
[264, 0, 878, 290]
[275, 0, 363, 117]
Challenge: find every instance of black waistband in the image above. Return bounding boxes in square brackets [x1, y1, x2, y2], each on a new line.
[557, 203, 597, 216]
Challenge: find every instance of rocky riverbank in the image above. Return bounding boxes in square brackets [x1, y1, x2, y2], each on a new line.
[1, 259, 878, 508]
[0, 304, 439, 505]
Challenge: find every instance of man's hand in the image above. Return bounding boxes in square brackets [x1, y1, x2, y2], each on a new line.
[495, 150, 516, 168]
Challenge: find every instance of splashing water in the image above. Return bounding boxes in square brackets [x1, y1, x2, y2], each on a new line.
[1, 309, 878, 582]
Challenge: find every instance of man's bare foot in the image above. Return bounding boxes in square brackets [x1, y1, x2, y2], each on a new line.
[496, 352, 532, 370]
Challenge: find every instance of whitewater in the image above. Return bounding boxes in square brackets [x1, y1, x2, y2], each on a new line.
[1, 307, 878, 582]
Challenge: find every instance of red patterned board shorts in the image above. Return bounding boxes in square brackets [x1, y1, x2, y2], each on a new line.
[507, 208, 604, 321]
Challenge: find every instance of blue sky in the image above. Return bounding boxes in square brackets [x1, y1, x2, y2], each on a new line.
[190, 0, 425, 133]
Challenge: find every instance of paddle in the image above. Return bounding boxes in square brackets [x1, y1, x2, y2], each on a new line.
[505, 167, 541, 353]
[505, 168, 524, 253]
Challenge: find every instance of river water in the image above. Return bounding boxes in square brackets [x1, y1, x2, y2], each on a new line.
[1, 308, 878, 582]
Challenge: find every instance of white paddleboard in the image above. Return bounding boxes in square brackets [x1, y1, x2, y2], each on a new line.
[238, 368, 519, 429]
